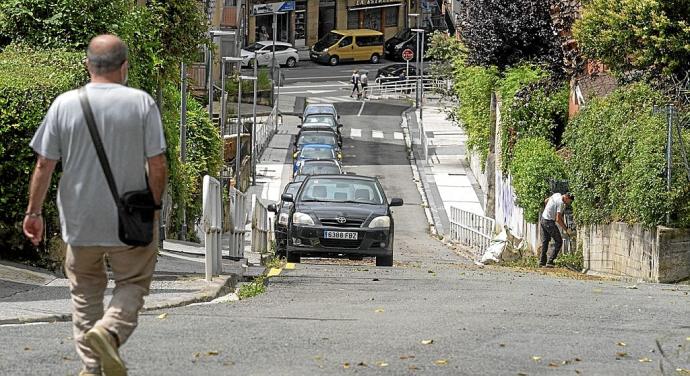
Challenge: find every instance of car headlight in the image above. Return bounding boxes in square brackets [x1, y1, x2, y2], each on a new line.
[278, 213, 289, 225]
[337, 152, 342, 160]
[293, 212, 314, 225]
[322, 48, 329, 54]
[368, 216, 391, 229]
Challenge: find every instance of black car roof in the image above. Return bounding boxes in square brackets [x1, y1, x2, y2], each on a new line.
[302, 174, 376, 182]
[301, 159, 339, 165]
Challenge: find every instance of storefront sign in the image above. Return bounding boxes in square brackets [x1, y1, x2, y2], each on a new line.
[353, 0, 400, 6]
[252, 1, 295, 15]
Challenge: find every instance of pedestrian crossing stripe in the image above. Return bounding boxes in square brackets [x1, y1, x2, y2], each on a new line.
[350, 128, 362, 138]
[394, 132, 404, 140]
[349, 128, 406, 141]
[372, 130, 384, 139]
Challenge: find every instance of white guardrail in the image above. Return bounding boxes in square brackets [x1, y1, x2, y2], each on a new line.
[449, 206, 496, 260]
[202, 175, 223, 281]
[251, 196, 272, 254]
[372, 77, 451, 98]
[255, 105, 279, 159]
[227, 186, 248, 260]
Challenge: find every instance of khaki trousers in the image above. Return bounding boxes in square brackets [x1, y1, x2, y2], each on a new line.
[64, 233, 158, 371]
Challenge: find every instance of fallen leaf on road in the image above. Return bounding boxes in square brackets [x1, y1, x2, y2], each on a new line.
[548, 362, 559, 368]
[532, 356, 542, 362]
[434, 359, 448, 366]
[616, 352, 627, 359]
[617, 342, 627, 346]
[687, 337, 690, 341]
[427, 270, 434, 274]
[375, 308, 385, 313]
[625, 285, 638, 289]
[408, 365, 419, 370]
[157, 313, 168, 320]
[193, 352, 201, 358]
[575, 371, 581, 374]
[575, 357, 582, 362]
[313, 356, 322, 361]
[357, 362, 367, 367]
[343, 362, 350, 369]
[207, 351, 219, 356]
[400, 355, 415, 360]
[499, 343, 506, 347]
[421, 339, 434, 345]
[638, 357, 652, 363]
[517, 373, 528, 376]
[377, 361, 389, 367]
[372, 278, 379, 281]
[676, 368, 690, 375]
[24, 347, 30, 351]
[562, 360, 572, 365]
[593, 288, 603, 293]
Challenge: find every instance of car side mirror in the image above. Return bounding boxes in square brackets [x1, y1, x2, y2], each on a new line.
[297, 123, 302, 128]
[338, 141, 343, 148]
[267, 203, 277, 212]
[282, 193, 294, 202]
[389, 198, 403, 207]
[337, 115, 341, 120]
[298, 115, 303, 121]
[338, 123, 343, 128]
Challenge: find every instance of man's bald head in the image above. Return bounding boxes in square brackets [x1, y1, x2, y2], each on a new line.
[86, 35, 128, 75]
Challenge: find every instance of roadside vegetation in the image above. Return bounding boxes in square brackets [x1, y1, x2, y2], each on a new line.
[237, 275, 267, 300]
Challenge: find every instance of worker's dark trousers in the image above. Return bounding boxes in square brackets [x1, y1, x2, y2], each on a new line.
[540, 218, 562, 265]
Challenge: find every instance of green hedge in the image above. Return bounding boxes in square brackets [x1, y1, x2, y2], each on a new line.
[452, 64, 499, 166]
[0, 46, 87, 257]
[565, 83, 690, 227]
[509, 137, 567, 223]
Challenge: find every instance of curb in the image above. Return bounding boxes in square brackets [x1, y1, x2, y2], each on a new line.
[400, 106, 437, 237]
[0, 274, 239, 326]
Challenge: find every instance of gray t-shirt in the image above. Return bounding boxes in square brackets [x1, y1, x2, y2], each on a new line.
[30, 83, 166, 246]
[542, 193, 564, 221]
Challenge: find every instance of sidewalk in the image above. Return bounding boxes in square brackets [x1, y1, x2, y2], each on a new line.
[406, 98, 484, 236]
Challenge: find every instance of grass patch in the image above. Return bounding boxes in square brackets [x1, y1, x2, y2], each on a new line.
[264, 255, 285, 269]
[555, 250, 583, 271]
[502, 255, 540, 268]
[237, 275, 266, 300]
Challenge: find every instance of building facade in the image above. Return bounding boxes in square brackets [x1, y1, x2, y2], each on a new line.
[245, 0, 447, 47]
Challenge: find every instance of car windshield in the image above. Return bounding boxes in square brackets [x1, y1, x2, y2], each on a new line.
[304, 105, 336, 117]
[303, 115, 336, 127]
[300, 162, 341, 175]
[297, 133, 337, 146]
[299, 177, 384, 204]
[244, 42, 266, 52]
[300, 146, 336, 159]
[393, 29, 412, 40]
[315, 32, 343, 49]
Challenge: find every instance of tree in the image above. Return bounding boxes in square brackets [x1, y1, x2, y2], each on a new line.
[456, 0, 564, 71]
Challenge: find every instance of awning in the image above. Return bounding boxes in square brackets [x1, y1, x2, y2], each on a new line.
[348, 2, 402, 11]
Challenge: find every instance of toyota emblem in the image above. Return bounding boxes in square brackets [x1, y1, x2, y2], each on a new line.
[336, 217, 347, 224]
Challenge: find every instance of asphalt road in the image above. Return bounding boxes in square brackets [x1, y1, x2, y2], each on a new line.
[1, 99, 689, 375]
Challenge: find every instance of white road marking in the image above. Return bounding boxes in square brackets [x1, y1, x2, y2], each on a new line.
[350, 128, 362, 138]
[357, 100, 366, 116]
[394, 132, 404, 140]
[372, 130, 384, 139]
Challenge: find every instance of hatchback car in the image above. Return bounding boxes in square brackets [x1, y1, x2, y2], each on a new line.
[293, 144, 338, 175]
[375, 63, 418, 83]
[241, 41, 299, 68]
[282, 175, 403, 266]
[267, 182, 302, 257]
[293, 159, 343, 183]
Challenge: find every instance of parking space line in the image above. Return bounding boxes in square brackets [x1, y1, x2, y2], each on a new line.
[350, 128, 362, 138]
[372, 130, 384, 139]
[394, 132, 404, 140]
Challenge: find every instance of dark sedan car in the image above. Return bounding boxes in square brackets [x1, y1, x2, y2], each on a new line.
[267, 182, 302, 257]
[375, 63, 418, 83]
[282, 175, 403, 266]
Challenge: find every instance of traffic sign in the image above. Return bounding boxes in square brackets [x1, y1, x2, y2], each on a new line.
[402, 48, 414, 61]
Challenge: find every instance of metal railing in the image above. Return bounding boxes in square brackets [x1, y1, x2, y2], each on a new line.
[254, 105, 279, 160]
[227, 186, 247, 259]
[371, 77, 451, 99]
[202, 176, 223, 280]
[251, 196, 272, 254]
[449, 206, 496, 259]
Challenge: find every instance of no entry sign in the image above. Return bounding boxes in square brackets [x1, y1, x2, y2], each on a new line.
[402, 48, 414, 61]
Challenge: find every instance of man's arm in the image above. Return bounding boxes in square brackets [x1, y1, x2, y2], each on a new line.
[147, 153, 167, 206]
[555, 212, 567, 230]
[23, 156, 58, 245]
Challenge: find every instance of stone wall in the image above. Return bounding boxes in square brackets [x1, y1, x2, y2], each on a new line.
[580, 223, 690, 283]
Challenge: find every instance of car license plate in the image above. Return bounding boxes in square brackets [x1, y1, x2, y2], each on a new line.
[323, 231, 358, 240]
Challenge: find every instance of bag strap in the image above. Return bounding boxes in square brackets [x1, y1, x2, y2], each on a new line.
[78, 87, 122, 208]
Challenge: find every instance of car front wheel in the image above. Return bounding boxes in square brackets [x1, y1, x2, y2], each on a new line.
[329, 56, 339, 66]
[370, 53, 380, 64]
[286, 57, 297, 68]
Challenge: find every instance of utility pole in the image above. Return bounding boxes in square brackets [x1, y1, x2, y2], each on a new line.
[180, 62, 188, 240]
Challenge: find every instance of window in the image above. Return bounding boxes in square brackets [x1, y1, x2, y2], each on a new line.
[274, 45, 290, 52]
[339, 36, 353, 47]
[355, 35, 384, 47]
[385, 7, 398, 27]
[347, 11, 360, 29]
[362, 8, 381, 31]
[224, 0, 236, 6]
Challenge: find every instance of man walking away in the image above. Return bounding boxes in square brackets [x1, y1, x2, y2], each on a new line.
[360, 71, 369, 99]
[22, 34, 167, 376]
[539, 192, 574, 268]
[350, 69, 360, 98]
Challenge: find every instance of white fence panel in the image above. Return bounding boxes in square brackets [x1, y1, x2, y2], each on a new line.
[227, 186, 247, 259]
[202, 175, 222, 281]
[252, 197, 272, 254]
[449, 206, 496, 260]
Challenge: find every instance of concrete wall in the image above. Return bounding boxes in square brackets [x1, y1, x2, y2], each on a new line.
[580, 223, 690, 283]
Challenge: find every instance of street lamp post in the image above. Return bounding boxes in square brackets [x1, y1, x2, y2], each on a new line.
[411, 28, 425, 120]
[236, 75, 258, 190]
[180, 62, 188, 240]
[252, 57, 258, 185]
[208, 30, 237, 123]
[220, 57, 244, 175]
[272, 12, 286, 115]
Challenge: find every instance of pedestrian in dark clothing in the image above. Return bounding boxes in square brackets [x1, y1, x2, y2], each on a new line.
[350, 70, 360, 98]
[539, 192, 574, 267]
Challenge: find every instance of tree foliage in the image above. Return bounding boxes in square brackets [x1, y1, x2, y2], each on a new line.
[456, 0, 564, 71]
[426, 31, 467, 78]
[573, 0, 690, 78]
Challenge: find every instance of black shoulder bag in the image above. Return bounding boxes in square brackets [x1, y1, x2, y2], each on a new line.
[78, 87, 160, 247]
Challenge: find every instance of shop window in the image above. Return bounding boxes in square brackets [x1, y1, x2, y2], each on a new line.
[363, 8, 382, 31]
[347, 11, 360, 29]
[385, 7, 398, 27]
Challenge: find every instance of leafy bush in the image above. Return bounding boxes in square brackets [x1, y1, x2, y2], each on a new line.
[573, 0, 690, 78]
[452, 64, 499, 165]
[226, 68, 273, 96]
[426, 32, 467, 78]
[509, 137, 567, 223]
[0, 46, 87, 258]
[455, 0, 563, 70]
[565, 83, 690, 227]
[0, 0, 129, 49]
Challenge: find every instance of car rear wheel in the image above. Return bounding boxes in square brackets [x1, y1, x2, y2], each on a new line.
[376, 254, 393, 267]
[329, 56, 339, 66]
[287, 252, 301, 263]
[286, 57, 297, 68]
[370, 54, 380, 64]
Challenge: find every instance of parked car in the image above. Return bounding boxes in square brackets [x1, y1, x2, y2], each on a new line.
[302, 103, 340, 121]
[267, 182, 302, 257]
[296, 123, 342, 146]
[375, 63, 418, 83]
[310, 29, 384, 66]
[282, 174, 403, 266]
[293, 159, 344, 183]
[292, 144, 339, 176]
[383, 27, 440, 61]
[241, 41, 299, 68]
[294, 130, 342, 160]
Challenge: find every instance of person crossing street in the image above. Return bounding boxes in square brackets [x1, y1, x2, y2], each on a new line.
[350, 69, 361, 98]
